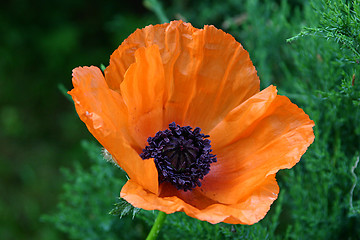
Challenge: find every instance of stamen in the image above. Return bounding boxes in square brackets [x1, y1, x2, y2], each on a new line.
[140, 122, 217, 191]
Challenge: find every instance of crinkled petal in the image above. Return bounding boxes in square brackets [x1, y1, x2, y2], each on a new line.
[198, 86, 315, 204]
[120, 45, 168, 148]
[105, 20, 259, 133]
[121, 174, 279, 225]
[180, 24, 259, 132]
[68, 66, 158, 194]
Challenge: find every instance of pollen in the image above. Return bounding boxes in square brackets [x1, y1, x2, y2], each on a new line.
[140, 122, 217, 191]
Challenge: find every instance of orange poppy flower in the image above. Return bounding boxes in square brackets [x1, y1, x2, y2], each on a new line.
[68, 20, 315, 225]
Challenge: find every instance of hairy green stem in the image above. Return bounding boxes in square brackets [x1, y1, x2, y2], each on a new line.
[146, 211, 167, 240]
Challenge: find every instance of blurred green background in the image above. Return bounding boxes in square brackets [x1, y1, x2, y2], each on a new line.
[1, 0, 359, 239]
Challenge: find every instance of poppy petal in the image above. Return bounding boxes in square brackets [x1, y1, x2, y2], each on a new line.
[179, 25, 260, 132]
[120, 173, 278, 224]
[104, 23, 169, 92]
[69, 66, 159, 194]
[120, 45, 168, 148]
[199, 85, 315, 204]
[105, 21, 260, 132]
[219, 173, 279, 224]
[104, 21, 195, 93]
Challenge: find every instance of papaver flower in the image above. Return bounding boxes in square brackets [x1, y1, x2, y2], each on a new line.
[68, 20, 315, 224]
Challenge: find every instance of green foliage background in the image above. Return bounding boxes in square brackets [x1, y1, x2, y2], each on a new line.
[0, 0, 359, 239]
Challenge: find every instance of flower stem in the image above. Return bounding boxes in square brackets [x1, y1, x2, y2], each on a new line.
[143, 0, 169, 23]
[146, 211, 167, 240]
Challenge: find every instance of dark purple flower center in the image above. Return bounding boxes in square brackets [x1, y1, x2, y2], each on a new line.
[140, 122, 217, 191]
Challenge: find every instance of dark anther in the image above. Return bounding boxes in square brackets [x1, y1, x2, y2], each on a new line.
[140, 122, 217, 191]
